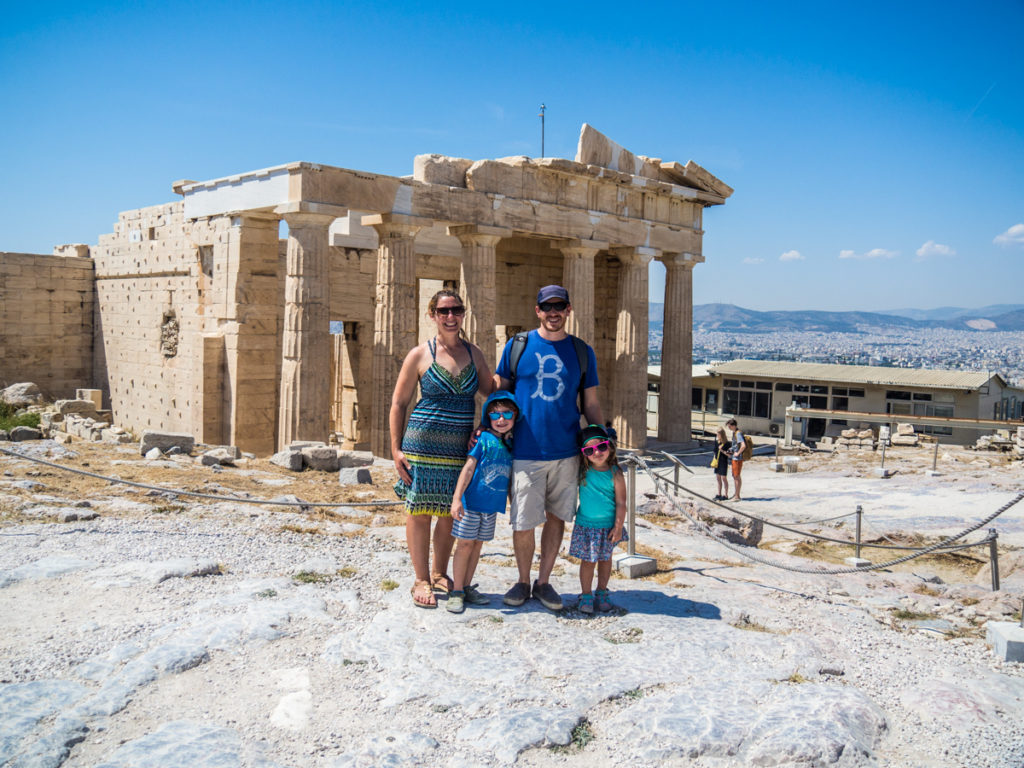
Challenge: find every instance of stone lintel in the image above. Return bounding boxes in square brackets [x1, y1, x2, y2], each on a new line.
[362, 213, 434, 230]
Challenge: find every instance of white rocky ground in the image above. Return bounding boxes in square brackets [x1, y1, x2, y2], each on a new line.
[1, 440, 1023, 767]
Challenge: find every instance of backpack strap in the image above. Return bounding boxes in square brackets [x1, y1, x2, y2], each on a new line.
[507, 331, 530, 385]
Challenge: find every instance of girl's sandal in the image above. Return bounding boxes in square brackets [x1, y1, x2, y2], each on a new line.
[431, 573, 454, 595]
[411, 580, 437, 609]
[594, 588, 613, 612]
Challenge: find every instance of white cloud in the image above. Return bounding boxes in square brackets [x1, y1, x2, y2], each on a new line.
[742, 257, 764, 264]
[994, 223, 1024, 247]
[779, 249, 803, 262]
[915, 240, 956, 261]
[838, 248, 898, 260]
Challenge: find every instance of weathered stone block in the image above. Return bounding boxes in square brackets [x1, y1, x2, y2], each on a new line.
[896, 423, 915, 436]
[413, 154, 472, 187]
[339, 467, 372, 485]
[199, 448, 237, 466]
[55, 399, 98, 416]
[302, 446, 340, 472]
[10, 426, 43, 441]
[1, 383, 43, 406]
[140, 430, 194, 456]
[75, 389, 103, 409]
[270, 449, 304, 472]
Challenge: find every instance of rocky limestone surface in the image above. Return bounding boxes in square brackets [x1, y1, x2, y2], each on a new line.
[0, 440, 1022, 767]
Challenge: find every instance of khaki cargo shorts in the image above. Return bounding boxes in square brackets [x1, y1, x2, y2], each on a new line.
[509, 456, 578, 532]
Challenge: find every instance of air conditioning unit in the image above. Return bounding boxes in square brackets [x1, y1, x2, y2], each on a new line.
[769, 423, 781, 436]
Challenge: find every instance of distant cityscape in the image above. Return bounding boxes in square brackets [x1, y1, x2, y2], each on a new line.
[649, 304, 1024, 386]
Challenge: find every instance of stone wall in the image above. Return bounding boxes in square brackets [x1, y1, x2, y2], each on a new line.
[0, 251, 94, 398]
[91, 202, 201, 436]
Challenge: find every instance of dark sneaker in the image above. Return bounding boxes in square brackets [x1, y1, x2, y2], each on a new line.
[464, 584, 490, 605]
[532, 580, 563, 611]
[503, 582, 531, 606]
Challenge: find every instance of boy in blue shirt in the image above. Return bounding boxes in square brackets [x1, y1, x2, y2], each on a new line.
[447, 391, 519, 613]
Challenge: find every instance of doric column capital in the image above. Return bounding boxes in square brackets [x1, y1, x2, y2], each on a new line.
[279, 209, 340, 231]
[362, 213, 433, 239]
[611, 245, 657, 266]
[447, 224, 510, 248]
[559, 238, 607, 259]
[657, 251, 702, 269]
[274, 201, 348, 222]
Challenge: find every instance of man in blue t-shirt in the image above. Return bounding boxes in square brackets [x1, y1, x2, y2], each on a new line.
[495, 284, 603, 611]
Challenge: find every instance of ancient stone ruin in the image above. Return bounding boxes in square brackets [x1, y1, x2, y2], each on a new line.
[0, 125, 731, 457]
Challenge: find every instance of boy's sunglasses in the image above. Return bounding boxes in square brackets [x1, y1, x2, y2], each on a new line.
[538, 301, 568, 313]
[488, 410, 516, 422]
[434, 306, 466, 317]
[581, 440, 610, 456]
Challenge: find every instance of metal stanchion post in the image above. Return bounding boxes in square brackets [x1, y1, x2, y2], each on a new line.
[989, 529, 1000, 592]
[932, 441, 939, 473]
[627, 461, 637, 557]
[855, 505, 863, 560]
[880, 441, 886, 470]
[673, 464, 679, 497]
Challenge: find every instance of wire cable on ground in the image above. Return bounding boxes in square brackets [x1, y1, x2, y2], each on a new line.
[627, 454, 1021, 576]
[645, 468, 992, 552]
[0, 446, 403, 508]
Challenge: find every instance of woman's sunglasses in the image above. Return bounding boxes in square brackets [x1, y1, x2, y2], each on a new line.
[581, 440, 610, 456]
[488, 410, 516, 421]
[434, 306, 466, 317]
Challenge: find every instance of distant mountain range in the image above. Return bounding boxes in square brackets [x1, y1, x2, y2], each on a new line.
[648, 303, 1024, 333]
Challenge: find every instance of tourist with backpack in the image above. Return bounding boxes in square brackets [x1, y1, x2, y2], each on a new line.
[495, 284, 603, 611]
[726, 418, 750, 501]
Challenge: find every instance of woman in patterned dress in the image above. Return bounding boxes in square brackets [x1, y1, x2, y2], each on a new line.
[390, 290, 495, 608]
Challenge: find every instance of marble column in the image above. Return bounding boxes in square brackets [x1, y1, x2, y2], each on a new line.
[560, 239, 604, 345]
[449, 225, 507, 371]
[277, 211, 337, 450]
[364, 214, 428, 459]
[226, 213, 281, 455]
[658, 253, 696, 443]
[611, 247, 654, 450]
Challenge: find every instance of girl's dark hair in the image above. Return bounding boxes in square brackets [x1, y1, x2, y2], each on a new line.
[579, 433, 619, 485]
[480, 397, 518, 448]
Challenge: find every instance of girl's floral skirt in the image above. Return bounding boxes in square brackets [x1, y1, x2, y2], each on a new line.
[569, 523, 628, 563]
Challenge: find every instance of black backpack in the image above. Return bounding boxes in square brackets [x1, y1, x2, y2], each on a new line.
[507, 331, 589, 409]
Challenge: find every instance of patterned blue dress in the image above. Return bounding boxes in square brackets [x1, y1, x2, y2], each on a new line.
[395, 339, 478, 516]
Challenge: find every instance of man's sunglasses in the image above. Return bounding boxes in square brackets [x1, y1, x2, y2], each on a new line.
[538, 301, 568, 312]
[434, 306, 466, 317]
[488, 410, 516, 421]
[581, 440, 610, 456]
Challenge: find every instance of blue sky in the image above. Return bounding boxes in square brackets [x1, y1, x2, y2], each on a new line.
[2, 1, 1022, 312]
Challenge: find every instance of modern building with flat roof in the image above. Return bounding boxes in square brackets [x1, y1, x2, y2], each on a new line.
[649, 360, 1024, 445]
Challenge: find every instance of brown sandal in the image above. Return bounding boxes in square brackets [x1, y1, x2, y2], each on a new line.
[431, 573, 454, 595]
[411, 580, 437, 608]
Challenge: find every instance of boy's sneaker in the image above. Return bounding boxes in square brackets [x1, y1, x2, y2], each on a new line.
[532, 580, 563, 611]
[502, 582, 531, 606]
[464, 584, 490, 605]
[578, 593, 595, 614]
[594, 588, 613, 612]
[446, 591, 465, 613]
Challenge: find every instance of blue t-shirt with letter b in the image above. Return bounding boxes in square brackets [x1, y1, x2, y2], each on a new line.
[496, 331, 599, 461]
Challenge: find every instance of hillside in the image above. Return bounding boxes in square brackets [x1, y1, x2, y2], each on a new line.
[649, 303, 1024, 333]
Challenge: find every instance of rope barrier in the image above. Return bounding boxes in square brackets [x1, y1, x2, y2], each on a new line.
[0, 446, 403, 509]
[626, 454, 1021, 576]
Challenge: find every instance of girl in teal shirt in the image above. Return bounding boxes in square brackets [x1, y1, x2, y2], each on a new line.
[568, 424, 627, 614]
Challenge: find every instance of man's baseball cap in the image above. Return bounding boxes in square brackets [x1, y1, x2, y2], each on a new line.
[537, 285, 570, 305]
